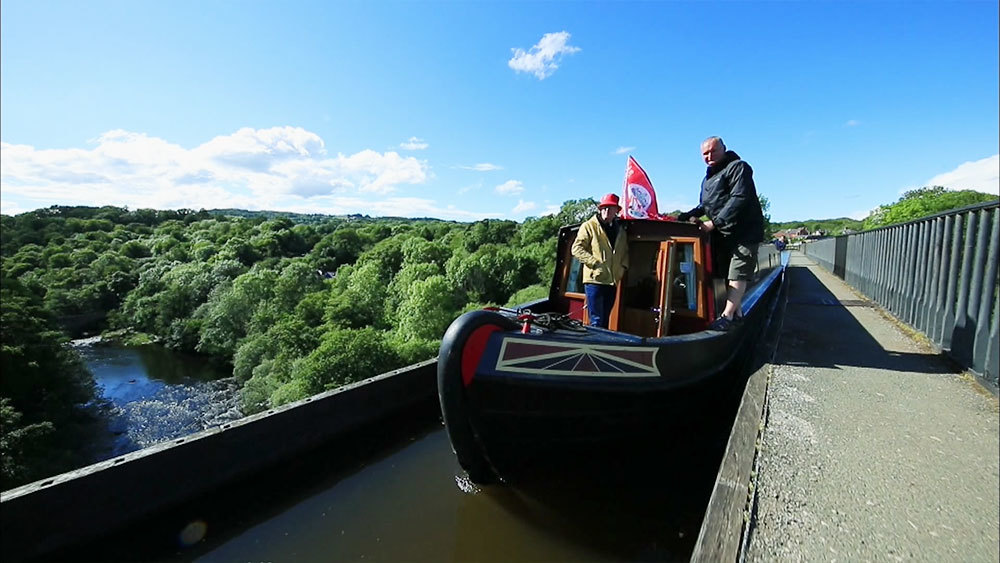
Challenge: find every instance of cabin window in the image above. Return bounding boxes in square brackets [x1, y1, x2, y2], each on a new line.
[622, 241, 661, 310]
[566, 256, 585, 294]
[671, 243, 698, 312]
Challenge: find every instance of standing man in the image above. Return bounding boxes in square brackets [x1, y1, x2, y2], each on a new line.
[572, 194, 629, 328]
[678, 136, 764, 331]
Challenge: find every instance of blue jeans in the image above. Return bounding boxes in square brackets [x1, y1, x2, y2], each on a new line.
[584, 283, 616, 328]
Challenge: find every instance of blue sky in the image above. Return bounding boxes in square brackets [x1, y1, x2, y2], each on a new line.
[2, 1, 997, 223]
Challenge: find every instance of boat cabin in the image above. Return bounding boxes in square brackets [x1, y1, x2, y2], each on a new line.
[549, 220, 726, 337]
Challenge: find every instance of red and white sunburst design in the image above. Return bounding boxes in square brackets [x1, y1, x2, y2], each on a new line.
[495, 338, 660, 377]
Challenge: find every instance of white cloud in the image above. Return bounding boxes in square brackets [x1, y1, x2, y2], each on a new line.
[0, 127, 430, 213]
[400, 136, 429, 150]
[457, 182, 481, 195]
[845, 119, 861, 127]
[201, 126, 325, 160]
[495, 179, 524, 195]
[925, 154, 999, 195]
[249, 194, 499, 221]
[541, 204, 561, 216]
[512, 200, 536, 213]
[444, 204, 503, 219]
[0, 199, 24, 216]
[508, 31, 580, 80]
[613, 146, 635, 155]
[458, 163, 503, 171]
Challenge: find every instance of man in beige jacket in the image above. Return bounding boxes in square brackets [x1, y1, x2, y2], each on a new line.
[571, 194, 629, 328]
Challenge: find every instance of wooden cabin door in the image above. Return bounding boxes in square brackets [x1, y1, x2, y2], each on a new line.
[654, 242, 676, 337]
[614, 240, 676, 337]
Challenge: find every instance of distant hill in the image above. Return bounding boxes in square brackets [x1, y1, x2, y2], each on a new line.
[772, 187, 998, 236]
[208, 208, 459, 226]
[771, 217, 865, 236]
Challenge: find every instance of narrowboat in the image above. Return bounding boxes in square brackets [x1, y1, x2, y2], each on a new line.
[438, 219, 787, 483]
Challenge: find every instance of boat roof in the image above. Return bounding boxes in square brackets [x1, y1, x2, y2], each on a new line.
[558, 219, 706, 240]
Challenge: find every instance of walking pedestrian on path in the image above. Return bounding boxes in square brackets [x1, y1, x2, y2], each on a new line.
[747, 253, 999, 562]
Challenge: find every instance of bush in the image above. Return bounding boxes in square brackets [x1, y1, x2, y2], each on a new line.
[506, 283, 550, 307]
[241, 367, 282, 413]
[269, 379, 312, 407]
[0, 276, 97, 489]
[290, 328, 401, 394]
[396, 275, 460, 342]
[863, 186, 997, 229]
[387, 334, 440, 364]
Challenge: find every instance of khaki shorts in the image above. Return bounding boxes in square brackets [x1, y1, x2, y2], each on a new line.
[728, 243, 759, 281]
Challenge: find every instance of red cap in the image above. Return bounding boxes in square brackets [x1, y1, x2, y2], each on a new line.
[598, 193, 620, 209]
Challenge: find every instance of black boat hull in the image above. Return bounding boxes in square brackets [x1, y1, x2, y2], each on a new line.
[438, 254, 787, 483]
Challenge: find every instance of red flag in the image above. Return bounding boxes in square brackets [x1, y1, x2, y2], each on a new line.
[621, 156, 672, 221]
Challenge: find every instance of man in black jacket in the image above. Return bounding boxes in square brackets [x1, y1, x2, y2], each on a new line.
[678, 136, 764, 331]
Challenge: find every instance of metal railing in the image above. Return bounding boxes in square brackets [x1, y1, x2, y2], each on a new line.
[757, 243, 781, 273]
[802, 201, 999, 389]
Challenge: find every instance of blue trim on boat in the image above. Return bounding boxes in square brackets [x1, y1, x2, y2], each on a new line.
[741, 262, 786, 318]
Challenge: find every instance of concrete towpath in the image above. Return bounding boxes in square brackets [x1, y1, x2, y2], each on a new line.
[746, 253, 999, 562]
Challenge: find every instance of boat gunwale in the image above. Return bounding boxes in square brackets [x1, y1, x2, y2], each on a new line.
[463, 258, 787, 392]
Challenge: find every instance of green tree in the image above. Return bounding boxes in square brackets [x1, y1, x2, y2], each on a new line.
[516, 215, 561, 246]
[324, 262, 390, 329]
[0, 275, 97, 489]
[197, 267, 278, 357]
[401, 237, 450, 268]
[556, 198, 598, 225]
[241, 359, 291, 413]
[354, 234, 408, 280]
[308, 228, 364, 272]
[863, 186, 997, 229]
[384, 262, 442, 324]
[395, 275, 461, 343]
[272, 260, 325, 312]
[0, 399, 56, 488]
[759, 194, 772, 239]
[446, 243, 538, 304]
[463, 219, 518, 252]
[289, 328, 401, 395]
[506, 283, 550, 307]
[216, 235, 262, 266]
[119, 239, 151, 259]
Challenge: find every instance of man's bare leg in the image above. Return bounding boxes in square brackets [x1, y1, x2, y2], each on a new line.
[722, 280, 747, 320]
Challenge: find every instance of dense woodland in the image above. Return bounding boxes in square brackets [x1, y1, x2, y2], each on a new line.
[0, 200, 598, 488]
[1, 187, 995, 489]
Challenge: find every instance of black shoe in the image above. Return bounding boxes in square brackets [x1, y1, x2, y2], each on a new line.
[709, 316, 735, 331]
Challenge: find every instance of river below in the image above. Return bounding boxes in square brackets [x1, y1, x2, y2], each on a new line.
[72, 342, 244, 463]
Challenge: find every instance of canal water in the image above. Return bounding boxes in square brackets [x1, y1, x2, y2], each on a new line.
[73, 343, 243, 462]
[186, 426, 725, 563]
[109, 394, 733, 563]
[63, 348, 751, 563]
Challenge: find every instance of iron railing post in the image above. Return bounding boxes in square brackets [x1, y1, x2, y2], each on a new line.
[940, 214, 964, 350]
[971, 209, 997, 375]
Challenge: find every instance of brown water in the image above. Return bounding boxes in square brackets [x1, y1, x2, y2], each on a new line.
[50, 392, 726, 563]
[179, 418, 726, 563]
